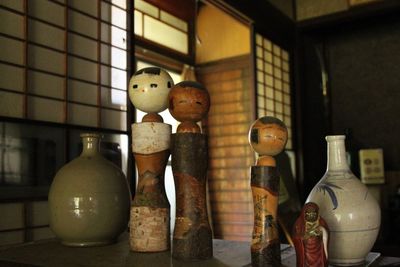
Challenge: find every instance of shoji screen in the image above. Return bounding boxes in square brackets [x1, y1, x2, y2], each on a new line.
[255, 34, 293, 149]
[0, 0, 128, 131]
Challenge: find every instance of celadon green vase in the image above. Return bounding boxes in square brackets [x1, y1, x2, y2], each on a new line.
[49, 133, 131, 247]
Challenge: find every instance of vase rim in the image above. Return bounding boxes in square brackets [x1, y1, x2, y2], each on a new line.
[80, 133, 100, 139]
[326, 135, 345, 141]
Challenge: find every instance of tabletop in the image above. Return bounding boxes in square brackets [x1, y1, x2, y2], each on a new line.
[0, 233, 398, 267]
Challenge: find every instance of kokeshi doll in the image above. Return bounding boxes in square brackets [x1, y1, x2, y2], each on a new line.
[249, 116, 288, 266]
[168, 81, 213, 261]
[128, 67, 173, 252]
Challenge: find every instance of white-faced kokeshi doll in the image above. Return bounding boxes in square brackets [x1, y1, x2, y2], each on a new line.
[128, 67, 173, 252]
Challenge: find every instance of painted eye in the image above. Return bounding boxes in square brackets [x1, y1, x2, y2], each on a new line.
[133, 84, 138, 89]
[150, 83, 158, 88]
[167, 82, 172, 88]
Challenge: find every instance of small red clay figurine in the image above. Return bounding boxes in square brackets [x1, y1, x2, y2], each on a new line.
[293, 202, 330, 267]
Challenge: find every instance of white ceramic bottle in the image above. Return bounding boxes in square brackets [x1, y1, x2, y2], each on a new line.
[306, 135, 381, 266]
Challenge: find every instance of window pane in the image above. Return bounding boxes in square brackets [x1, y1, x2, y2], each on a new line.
[68, 103, 98, 127]
[0, 37, 24, 65]
[263, 39, 272, 51]
[256, 46, 262, 58]
[265, 74, 273, 87]
[272, 44, 281, 56]
[134, 10, 143, 36]
[0, 0, 24, 12]
[101, 108, 127, 131]
[29, 19, 65, 50]
[112, 5, 127, 29]
[68, 79, 98, 105]
[28, 0, 65, 27]
[28, 71, 65, 99]
[111, 47, 127, 69]
[68, 33, 98, 61]
[275, 79, 282, 91]
[101, 87, 127, 110]
[265, 62, 273, 75]
[284, 104, 291, 115]
[112, 0, 126, 10]
[0, 91, 23, 118]
[69, 0, 98, 17]
[274, 67, 282, 79]
[257, 71, 264, 83]
[0, 9, 23, 38]
[112, 26, 127, 49]
[275, 91, 282, 102]
[256, 34, 262, 46]
[135, 0, 158, 17]
[69, 10, 97, 39]
[266, 86, 273, 98]
[257, 83, 264, 95]
[144, 15, 188, 54]
[29, 45, 65, 75]
[256, 58, 263, 70]
[283, 82, 290, 93]
[0, 64, 24, 92]
[283, 72, 290, 83]
[282, 61, 289, 72]
[257, 96, 265, 109]
[28, 96, 64, 123]
[69, 56, 98, 83]
[273, 55, 281, 68]
[160, 11, 187, 32]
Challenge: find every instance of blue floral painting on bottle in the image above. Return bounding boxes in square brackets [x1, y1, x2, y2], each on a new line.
[316, 182, 343, 210]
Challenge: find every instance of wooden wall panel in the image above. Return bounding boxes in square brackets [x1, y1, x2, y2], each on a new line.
[197, 55, 254, 241]
[196, 4, 250, 64]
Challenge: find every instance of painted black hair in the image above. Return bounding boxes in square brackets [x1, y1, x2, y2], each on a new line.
[176, 81, 206, 90]
[258, 116, 286, 129]
[134, 67, 161, 75]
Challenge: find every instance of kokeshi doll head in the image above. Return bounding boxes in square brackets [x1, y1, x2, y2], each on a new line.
[249, 116, 288, 166]
[168, 81, 210, 133]
[128, 67, 174, 122]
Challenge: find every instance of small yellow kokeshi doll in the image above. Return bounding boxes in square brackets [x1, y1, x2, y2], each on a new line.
[128, 67, 174, 122]
[249, 116, 288, 167]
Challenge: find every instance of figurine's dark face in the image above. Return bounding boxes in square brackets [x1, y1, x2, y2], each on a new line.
[305, 210, 318, 222]
[168, 84, 210, 123]
[249, 118, 288, 156]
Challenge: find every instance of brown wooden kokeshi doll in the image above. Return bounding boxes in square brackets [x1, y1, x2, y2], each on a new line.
[293, 202, 329, 267]
[128, 67, 173, 252]
[168, 81, 213, 261]
[249, 116, 288, 267]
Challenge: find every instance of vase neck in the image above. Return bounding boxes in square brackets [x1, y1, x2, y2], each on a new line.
[326, 135, 350, 172]
[81, 134, 100, 156]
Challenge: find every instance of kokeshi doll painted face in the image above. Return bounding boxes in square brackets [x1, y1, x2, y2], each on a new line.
[128, 67, 174, 115]
[249, 116, 288, 166]
[168, 81, 210, 133]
